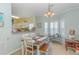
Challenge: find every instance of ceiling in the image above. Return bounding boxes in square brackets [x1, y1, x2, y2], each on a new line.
[12, 3, 79, 18]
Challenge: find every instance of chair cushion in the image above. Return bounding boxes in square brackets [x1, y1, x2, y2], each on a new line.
[39, 43, 48, 52]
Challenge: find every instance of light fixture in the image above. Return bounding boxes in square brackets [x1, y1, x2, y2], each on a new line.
[12, 16, 20, 19]
[44, 1, 55, 17]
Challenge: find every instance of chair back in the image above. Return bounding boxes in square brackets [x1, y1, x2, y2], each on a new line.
[24, 38, 35, 55]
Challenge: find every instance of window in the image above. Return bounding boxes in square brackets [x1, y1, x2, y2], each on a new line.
[50, 22, 54, 35]
[44, 22, 48, 35]
[53, 21, 58, 34]
[60, 20, 65, 36]
[44, 21, 59, 35]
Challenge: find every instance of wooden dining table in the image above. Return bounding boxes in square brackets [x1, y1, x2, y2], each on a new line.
[33, 36, 48, 55]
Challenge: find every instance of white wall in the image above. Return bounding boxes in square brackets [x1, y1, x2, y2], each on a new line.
[59, 7, 79, 43]
[0, 3, 12, 54]
[0, 3, 22, 55]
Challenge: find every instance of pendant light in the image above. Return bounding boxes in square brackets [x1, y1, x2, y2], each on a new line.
[44, 0, 55, 17]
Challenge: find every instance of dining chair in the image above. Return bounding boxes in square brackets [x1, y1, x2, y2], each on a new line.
[24, 39, 36, 55]
[37, 36, 49, 55]
[22, 34, 36, 55]
[39, 43, 49, 55]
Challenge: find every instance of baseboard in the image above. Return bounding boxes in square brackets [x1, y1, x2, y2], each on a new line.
[7, 48, 21, 55]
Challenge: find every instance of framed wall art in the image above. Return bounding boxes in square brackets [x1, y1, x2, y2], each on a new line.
[12, 17, 36, 33]
[0, 12, 4, 27]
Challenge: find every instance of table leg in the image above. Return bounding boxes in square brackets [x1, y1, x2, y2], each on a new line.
[21, 40, 25, 55]
[36, 45, 40, 55]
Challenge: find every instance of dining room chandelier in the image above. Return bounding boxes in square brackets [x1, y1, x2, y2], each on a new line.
[44, 2, 55, 17]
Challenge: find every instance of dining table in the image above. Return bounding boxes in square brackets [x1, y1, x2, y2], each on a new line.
[21, 35, 49, 55]
[33, 36, 48, 55]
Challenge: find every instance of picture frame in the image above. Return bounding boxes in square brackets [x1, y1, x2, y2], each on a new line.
[12, 17, 35, 33]
[0, 12, 4, 27]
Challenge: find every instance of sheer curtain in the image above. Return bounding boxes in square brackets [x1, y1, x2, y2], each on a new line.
[60, 20, 65, 37]
[50, 22, 54, 35]
[50, 21, 58, 35]
[44, 22, 48, 35]
[44, 21, 59, 36]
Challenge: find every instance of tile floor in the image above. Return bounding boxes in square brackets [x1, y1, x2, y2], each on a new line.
[12, 42, 76, 55]
[48, 42, 75, 55]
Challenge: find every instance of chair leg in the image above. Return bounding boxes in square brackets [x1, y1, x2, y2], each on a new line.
[21, 40, 25, 55]
[66, 47, 68, 51]
[65, 45, 68, 51]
